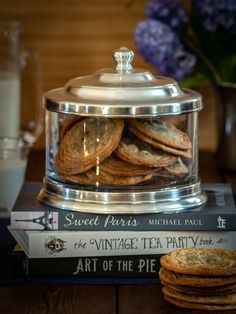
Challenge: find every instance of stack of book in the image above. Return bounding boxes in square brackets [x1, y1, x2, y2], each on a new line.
[8, 182, 236, 279]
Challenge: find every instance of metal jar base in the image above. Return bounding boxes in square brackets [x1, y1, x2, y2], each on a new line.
[37, 177, 207, 214]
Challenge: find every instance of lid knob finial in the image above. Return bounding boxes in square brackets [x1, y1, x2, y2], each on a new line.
[113, 47, 134, 73]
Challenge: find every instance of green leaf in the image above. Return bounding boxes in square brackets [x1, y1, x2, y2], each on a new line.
[180, 73, 209, 88]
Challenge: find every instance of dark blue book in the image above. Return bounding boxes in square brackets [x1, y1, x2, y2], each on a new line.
[10, 182, 236, 231]
[11, 245, 162, 278]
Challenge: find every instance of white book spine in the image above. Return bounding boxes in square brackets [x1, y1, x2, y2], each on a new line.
[26, 230, 236, 259]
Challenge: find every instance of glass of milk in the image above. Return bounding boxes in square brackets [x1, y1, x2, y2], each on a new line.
[0, 138, 29, 213]
[0, 21, 43, 144]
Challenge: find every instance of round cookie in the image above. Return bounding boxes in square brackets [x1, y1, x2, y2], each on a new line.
[163, 286, 236, 305]
[85, 167, 153, 186]
[55, 117, 124, 174]
[159, 267, 236, 287]
[59, 166, 153, 186]
[115, 135, 176, 168]
[60, 115, 83, 139]
[58, 171, 95, 185]
[155, 157, 189, 179]
[128, 123, 192, 159]
[99, 154, 158, 177]
[128, 119, 192, 150]
[162, 282, 236, 296]
[160, 248, 236, 276]
[164, 295, 236, 311]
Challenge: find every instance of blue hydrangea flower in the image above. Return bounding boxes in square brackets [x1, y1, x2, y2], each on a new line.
[145, 0, 189, 32]
[134, 19, 196, 80]
[192, 0, 236, 35]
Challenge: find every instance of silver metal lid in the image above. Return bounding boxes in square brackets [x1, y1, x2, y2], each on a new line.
[44, 47, 202, 116]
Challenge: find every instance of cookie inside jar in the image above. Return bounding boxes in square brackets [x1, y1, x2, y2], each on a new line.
[52, 113, 195, 190]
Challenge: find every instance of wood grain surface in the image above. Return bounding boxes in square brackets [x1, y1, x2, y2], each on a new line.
[0, 285, 117, 314]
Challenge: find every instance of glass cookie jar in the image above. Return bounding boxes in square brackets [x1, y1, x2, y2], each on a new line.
[38, 47, 207, 213]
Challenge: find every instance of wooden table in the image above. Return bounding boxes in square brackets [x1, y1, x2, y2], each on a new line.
[0, 150, 236, 314]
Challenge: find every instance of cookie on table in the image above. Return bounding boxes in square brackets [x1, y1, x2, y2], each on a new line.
[160, 248, 236, 276]
[160, 248, 236, 311]
[127, 122, 192, 159]
[164, 295, 236, 311]
[55, 117, 124, 174]
[159, 267, 236, 287]
[115, 135, 177, 168]
[162, 282, 236, 296]
[163, 286, 236, 305]
[128, 119, 192, 150]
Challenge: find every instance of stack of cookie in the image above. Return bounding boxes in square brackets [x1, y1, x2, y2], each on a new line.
[159, 248, 236, 311]
[55, 116, 192, 186]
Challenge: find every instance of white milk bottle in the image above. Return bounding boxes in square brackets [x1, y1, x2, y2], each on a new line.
[0, 138, 29, 212]
[0, 21, 42, 142]
[0, 72, 20, 138]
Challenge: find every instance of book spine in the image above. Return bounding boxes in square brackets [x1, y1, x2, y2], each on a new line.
[10, 211, 236, 231]
[13, 229, 236, 258]
[12, 253, 162, 278]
